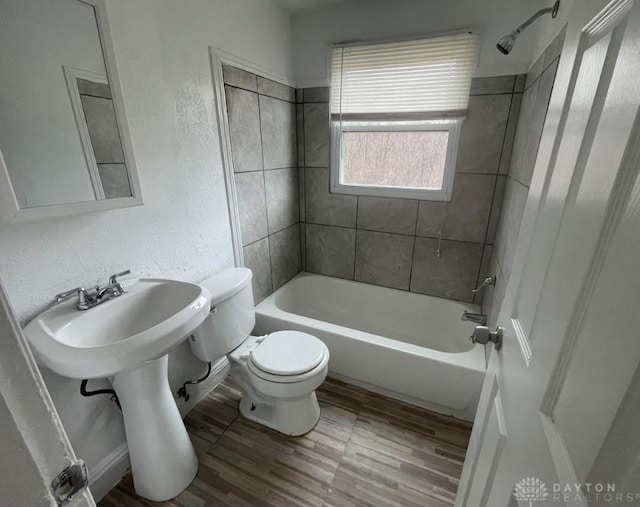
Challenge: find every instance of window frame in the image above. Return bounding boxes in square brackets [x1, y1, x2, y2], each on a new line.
[330, 118, 462, 201]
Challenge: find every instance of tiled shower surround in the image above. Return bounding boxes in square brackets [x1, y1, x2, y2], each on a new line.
[297, 77, 525, 303]
[226, 32, 564, 308]
[483, 28, 566, 327]
[223, 65, 301, 303]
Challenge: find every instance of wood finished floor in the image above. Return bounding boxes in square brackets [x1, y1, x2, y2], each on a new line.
[99, 378, 472, 507]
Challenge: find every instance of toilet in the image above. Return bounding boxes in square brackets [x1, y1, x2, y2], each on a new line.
[189, 267, 329, 436]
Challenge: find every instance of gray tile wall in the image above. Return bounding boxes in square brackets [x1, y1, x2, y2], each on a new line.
[482, 28, 566, 328]
[297, 76, 524, 303]
[223, 65, 301, 303]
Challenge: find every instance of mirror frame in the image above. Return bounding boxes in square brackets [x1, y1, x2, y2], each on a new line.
[0, 0, 142, 223]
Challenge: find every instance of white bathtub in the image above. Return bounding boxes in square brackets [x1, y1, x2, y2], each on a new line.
[255, 272, 486, 421]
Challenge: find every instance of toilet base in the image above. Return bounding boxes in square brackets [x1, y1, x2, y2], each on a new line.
[239, 392, 321, 436]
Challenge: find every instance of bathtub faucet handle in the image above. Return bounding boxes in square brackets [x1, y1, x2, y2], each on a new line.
[470, 326, 503, 350]
[472, 275, 497, 295]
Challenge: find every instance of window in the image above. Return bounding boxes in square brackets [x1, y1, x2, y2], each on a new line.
[330, 32, 479, 200]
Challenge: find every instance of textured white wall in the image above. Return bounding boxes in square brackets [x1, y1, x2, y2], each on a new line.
[0, 0, 293, 481]
[291, 0, 551, 87]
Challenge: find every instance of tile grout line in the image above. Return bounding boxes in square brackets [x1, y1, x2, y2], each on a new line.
[304, 265, 477, 304]
[352, 197, 359, 281]
[297, 93, 304, 272]
[469, 91, 521, 97]
[522, 53, 561, 94]
[241, 223, 300, 249]
[235, 166, 299, 174]
[301, 105, 306, 192]
[223, 83, 296, 105]
[302, 95, 308, 271]
[255, 93, 276, 295]
[407, 201, 421, 292]
[305, 221, 488, 245]
[508, 173, 531, 191]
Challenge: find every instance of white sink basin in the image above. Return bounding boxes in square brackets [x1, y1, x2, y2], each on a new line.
[23, 277, 212, 501]
[24, 278, 211, 379]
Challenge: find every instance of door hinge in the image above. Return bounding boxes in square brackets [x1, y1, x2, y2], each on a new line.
[51, 460, 88, 506]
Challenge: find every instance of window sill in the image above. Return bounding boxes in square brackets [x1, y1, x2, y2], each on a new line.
[330, 182, 452, 201]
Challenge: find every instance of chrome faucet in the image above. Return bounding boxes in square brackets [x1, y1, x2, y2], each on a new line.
[54, 270, 131, 311]
[96, 270, 130, 303]
[461, 311, 488, 326]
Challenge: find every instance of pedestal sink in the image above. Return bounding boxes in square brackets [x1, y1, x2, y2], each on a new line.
[24, 278, 211, 501]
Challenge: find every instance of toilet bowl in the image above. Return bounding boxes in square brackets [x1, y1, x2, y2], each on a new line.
[229, 331, 329, 435]
[189, 268, 329, 436]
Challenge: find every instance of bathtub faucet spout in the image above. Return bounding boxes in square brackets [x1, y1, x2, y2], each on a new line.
[461, 311, 487, 326]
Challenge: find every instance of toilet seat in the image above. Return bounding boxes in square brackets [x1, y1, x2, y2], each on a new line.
[248, 347, 328, 383]
[238, 331, 329, 384]
[251, 331, 325, 375]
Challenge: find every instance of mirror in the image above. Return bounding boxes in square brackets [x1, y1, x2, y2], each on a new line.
[0, 0, 141, 220]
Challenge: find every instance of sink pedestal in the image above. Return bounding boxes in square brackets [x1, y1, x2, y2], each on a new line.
[22, 278, 211, 500]
[111, 355, 198, 501]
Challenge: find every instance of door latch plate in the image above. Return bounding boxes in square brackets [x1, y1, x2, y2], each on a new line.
[51, 460, 88, 505]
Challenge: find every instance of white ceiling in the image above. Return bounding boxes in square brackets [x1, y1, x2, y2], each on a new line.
[274, 0, 355, 14]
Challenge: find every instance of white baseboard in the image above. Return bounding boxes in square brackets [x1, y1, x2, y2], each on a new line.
[90, 358, 230, 501]
[89, 442, 130, 502]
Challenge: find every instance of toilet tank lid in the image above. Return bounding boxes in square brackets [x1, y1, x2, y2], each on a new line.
[199, 268, 253, 305]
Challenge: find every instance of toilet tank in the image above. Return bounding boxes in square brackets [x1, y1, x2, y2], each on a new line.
[189, 268, 255, 362]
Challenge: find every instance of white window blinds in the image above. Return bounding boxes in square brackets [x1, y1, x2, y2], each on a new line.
[330, 32, 479, 121]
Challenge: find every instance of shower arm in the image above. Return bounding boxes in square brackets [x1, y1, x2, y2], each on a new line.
[510, 2, 560, 37]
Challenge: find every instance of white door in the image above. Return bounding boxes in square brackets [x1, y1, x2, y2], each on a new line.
[0, 282, 95, 506]
[456, 0, 640, 505]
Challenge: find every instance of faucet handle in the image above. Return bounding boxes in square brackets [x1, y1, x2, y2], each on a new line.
[54, 287, 94, 310]
[472, 275, 497, 294]
[470, 326, 503, 350]
[108, 270, 131, 285]
[55, 287, 86, 303]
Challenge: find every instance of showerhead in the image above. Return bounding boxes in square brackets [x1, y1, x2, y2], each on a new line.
[496, 0, 560, 55]
[496, 32, 518, 55]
